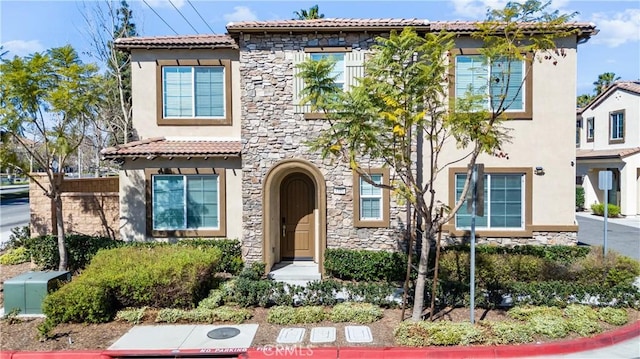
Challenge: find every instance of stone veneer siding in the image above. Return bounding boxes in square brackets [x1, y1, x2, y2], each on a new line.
[444, 232, 577, 246]
[239, 32, 407, 262]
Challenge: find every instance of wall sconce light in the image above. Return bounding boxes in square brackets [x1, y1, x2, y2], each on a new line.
[534, 166, 545, 175]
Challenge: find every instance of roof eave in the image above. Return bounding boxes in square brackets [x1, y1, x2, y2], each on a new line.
[226, 25, 431, 33]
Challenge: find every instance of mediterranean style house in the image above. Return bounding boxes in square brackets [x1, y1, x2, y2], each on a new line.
[576, 81, 640, 216]
[103, 19, 597, 273]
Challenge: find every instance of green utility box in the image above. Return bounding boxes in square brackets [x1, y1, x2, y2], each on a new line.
[3, 271, 71, 315]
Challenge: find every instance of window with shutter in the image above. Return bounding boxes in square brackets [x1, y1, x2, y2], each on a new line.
[293, 47, 364, 117]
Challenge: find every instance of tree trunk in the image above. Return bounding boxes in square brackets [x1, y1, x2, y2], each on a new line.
[411, 232, 432, 321]
[54, 193, 68, 271]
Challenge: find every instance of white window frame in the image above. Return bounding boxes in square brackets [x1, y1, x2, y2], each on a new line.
[152, 174, 220, 231]
[454, 54, 526, 112]
[610, 112, 624, 140]
[162, 66, 226, 119]
[586, 117, 595, 141]
[359, 174, 383, 221]
[455, 173, 525, 230]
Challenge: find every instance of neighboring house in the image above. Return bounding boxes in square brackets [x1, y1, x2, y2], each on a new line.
[576, 81, 640, 216]
[103, 19, 597, 273]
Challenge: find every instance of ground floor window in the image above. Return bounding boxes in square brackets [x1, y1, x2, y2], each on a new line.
[455, 173, 524, 229]
[152, 174, 219, 230]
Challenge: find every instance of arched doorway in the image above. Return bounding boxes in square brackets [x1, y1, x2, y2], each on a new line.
[262, 159, 327, 274]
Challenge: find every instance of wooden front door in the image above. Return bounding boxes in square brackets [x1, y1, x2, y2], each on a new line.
[280, 173, 315, 260]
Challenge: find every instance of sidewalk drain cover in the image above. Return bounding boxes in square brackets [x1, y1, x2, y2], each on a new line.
[207, 327, 241, 340]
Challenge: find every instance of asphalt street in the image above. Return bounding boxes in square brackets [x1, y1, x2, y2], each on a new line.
[576, 214, 640, 260]
[0, 196, 30, 247]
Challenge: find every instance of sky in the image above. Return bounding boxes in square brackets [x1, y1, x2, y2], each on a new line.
[1, 0, 639, 96]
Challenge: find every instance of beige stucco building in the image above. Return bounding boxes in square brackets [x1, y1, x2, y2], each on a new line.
[103, 19, 597, 273]
[576, 81, 640, 216]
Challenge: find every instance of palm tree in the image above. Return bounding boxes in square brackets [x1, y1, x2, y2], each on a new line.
[593, 72, 620, 95]
[293, 5, 324, 20]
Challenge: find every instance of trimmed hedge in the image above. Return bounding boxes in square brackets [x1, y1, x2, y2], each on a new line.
[42, 246, 221, 324]
[25, 236, 243, 274]
[26, 234, 122, 272]
[324, 248, 407, 282]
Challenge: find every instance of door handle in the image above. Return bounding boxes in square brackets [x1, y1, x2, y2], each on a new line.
[282, 217, 286, 238]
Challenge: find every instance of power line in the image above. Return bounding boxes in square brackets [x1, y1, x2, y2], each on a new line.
[168, 0, 200, 34]
[142, 0, 178, 35]
[187, 0, 215, 34]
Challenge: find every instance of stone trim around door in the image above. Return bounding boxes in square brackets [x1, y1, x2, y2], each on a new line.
[262, 158, 327, 275]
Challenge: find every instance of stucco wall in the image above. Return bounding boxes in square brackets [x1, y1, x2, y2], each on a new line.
[433, 38, 579, 234]
[29, 174, 119, 239]
[118, 157, 243, 241]
[578, 90, 640, 150]
[129, 48, 242, 140]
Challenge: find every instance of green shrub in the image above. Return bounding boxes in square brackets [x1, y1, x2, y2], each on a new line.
[505, 281, 640, 308]
[529, 315, 569, 338]
[4, 226, 30, 250]
[342, 282, 398, 307]
[394, 321, 484, 346]
[239, 262, 266, 280]
[266, 306, 297, 324]
[0, 246, 30, 265]
[576, 187, 585, 210]
[591, 203, 621, 217]
[324, 248, 407, 282]
[598, 307, 628, 325]
[483, 321, 535, 344]
[229, 278, 291, 307]
[329, 302, 383, 323]
[266, 306, 325, 324]
[198, 289, 225, 309]
[25, 234, 122, 272]
[42, 281, 115, 324]
[564, 305, 601, 336]
[210, 306, 253, 323]
[507, 306, 563, 321]
[155, 306, 251, 324]
[42, 246, 221, 325]
[297, 280, 341, 306]
[443, 244, 589, 265]
[177, 239, 243, 274]
[116, 307, 147, 324]
[574, 251, 640, 287]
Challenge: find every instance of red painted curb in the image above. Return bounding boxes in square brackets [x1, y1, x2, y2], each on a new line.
[242, 347, 337, 358]
[2, 320, 638, 358]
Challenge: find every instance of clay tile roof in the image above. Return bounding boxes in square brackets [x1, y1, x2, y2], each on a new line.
[576, 147, 640, 160]
[226, 18, 430, 32]
[114, 34, 238, 50]
[101, 137, 242, 159]
[615, 81, 640, 95]
[578, 81, 640, 114]
[430, 21, 596, 32]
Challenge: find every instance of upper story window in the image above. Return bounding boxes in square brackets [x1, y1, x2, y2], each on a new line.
[586, 117, 594, 142]
[156, 59, 232, 126]
[450, 50, 532, 120]
[293, 47, 364, 118]
[609, 111, 625, 144]
[576, 119, 581, 147]
[310, 53, 345, 90]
